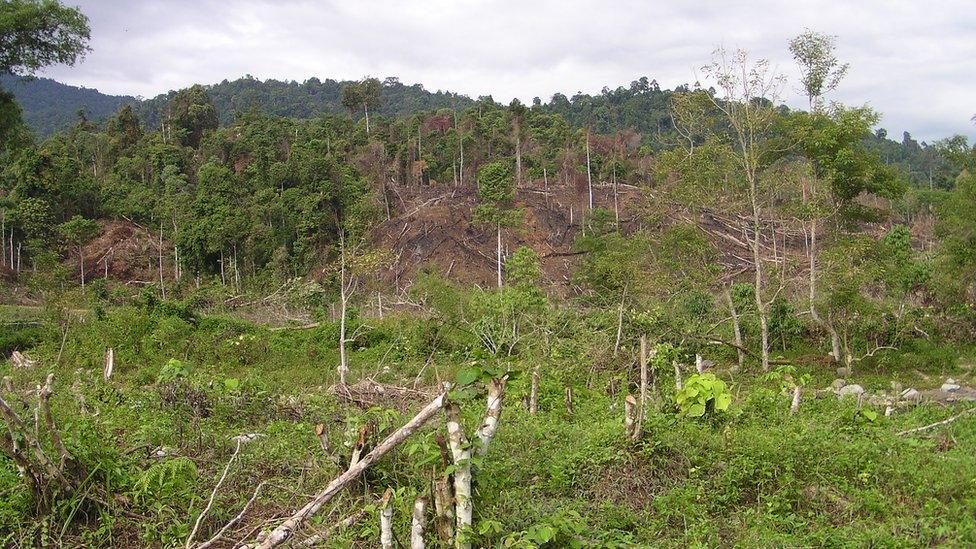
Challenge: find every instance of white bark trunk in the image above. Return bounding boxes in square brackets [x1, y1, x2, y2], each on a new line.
[636, 335, 648, 435]
[411, 497, 427, 549]
[103, 348, 114, 381]
[529, 369, 539, 415]
[496, 223, 503, 288]
[338, 234, 349, 385]
[674, 361, 682, 391]
[789, 386, 801, 415]
[445, 404, 472, 549]
[474, 377, 507, 457]
[380, 489, 393, 549]
[624, 394, 637, 438]
[585, 132, 593, 210]
[159, 222, 166, 299]
[613, 291, 625, 357]
[724, 286, 746, 371]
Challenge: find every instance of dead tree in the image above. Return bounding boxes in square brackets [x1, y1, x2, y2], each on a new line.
[624, 395, 637, 438]
[0, 374, 77, 508]
[248, 391, 449, 548]
[379, 488, 394, 549]
[442, 377, 508, 548]
[411, 497, 428, 549]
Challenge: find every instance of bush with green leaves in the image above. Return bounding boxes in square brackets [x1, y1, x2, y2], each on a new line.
[674, 373, 732, 418]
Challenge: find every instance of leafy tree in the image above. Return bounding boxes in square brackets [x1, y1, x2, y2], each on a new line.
[669, 47, 786, 370]
[789, 29, 849, 111]
[936, 169, 976, 304]
[0, 0, 90, 76]
[57, 213, 97, 287]
[165, 85, 218, 147]
[341, 78, 381, 135]
[475, 161, 519, 288]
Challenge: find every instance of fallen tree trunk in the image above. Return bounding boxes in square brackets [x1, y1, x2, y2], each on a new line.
[245, 391, 448, 548]
[897, 407, 976, 436]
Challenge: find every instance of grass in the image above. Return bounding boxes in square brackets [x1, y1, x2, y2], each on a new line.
[2, 302, 976, 547]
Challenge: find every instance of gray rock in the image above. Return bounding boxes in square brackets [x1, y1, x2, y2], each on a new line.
[838, 384, 865, 397]
[890, 381, 903, 393]
[900, 388, 920, 400]
[941, 380, 961, 393]
[831, 379, 848, 390]
[836, 367, 852, 377]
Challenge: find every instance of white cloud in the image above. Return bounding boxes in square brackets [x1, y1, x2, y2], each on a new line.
[40, 0, 976, 141]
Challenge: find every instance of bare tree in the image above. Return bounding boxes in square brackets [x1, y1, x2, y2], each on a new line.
[697, 47, 787, 371]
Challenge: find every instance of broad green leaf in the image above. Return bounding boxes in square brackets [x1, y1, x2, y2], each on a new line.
[455, 366, 480, 386]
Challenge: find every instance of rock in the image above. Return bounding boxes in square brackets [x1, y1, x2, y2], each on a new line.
[10, 351, 36, 369]
[890, 381, 903, 393]
[900, 388, 920, 401]
[941, 381, 961, 393]
[838, 384, 865, 398]
[836, 367, 852, 377]
[151, 446, 177, 458]
[831, 379, 847, 390]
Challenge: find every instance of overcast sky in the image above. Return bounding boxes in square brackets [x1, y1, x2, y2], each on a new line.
[39, 0, 976, 142]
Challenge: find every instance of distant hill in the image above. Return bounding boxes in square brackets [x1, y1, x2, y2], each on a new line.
[0, 74, 474, 138]
[137, 75, 475, 129]
[2, 74, 951, 188]
[0, 75, 137, 138]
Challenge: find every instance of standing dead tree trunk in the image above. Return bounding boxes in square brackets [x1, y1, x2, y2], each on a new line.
[379, 488, 394, 549]
[248, 391, 449, 548]
[633, 335, 650, 440]
[445, 404, 472, 548]
[443, 377, 508, 548]
[411, 497, 428, 549]
[0, 374, 75, 506]
[724, 285, 746, 371]
[337, 232, 360, 386]
[624, 395, 637, 438]
[474, 377, 507, 456]
[529, 368, 539, 415]
[789, 386, 802, 415]
[585, 130, 594, 210]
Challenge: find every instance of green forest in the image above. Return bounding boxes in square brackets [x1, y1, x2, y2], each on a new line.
[2, 1, 976, 547]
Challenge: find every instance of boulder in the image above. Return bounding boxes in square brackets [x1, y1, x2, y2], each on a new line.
[831, 378, 847, 390]
[941, 379, 961, 393]
[900, 388, 920, 401]
[838, 384, 865, 398]
[836, 367, 852, 377]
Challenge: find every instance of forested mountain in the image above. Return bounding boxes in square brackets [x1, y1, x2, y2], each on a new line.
[3, 73, 957, 188]
[0, 74, 474, 138]
[0, 75, 136, 137]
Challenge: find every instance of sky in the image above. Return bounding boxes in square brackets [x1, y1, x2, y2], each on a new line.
[40, 0, 976, 143]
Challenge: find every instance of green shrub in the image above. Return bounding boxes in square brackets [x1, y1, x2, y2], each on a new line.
[675, 373, 732, 418]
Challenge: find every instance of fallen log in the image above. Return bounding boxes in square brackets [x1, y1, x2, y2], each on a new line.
[244, 391, 448, 548]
